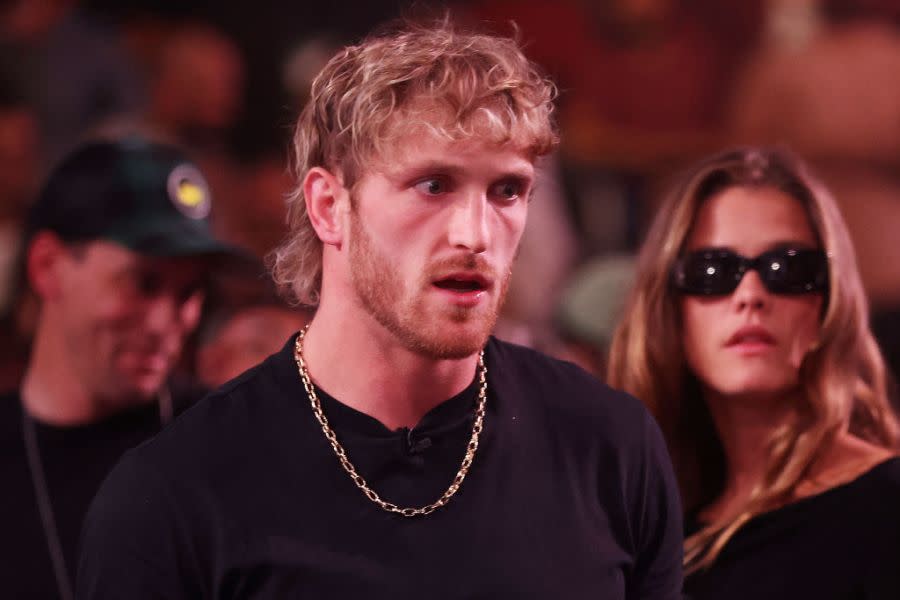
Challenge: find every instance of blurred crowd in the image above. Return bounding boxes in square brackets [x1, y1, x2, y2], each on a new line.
[2, 0, 900, 385]
[4, 1, 900, 597]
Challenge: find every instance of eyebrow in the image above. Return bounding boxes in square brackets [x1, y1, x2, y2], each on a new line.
[692, 240, 822, 254]
[386, 160, 535, 183]
[767, 240, 820, 250]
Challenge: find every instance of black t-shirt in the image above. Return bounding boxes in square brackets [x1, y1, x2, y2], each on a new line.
[0, 381, 203, 600]
[78, 336, 683, 599]
[684, 457, 900, 600]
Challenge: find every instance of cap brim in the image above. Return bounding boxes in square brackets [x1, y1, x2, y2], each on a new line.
[107, 218, 259, 270]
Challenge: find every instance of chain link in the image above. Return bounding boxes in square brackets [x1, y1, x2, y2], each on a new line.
[293, 327, 488, 517]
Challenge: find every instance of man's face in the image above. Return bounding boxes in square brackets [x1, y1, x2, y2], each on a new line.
[51, 241, 206, 407]
[345, 133, 534, 359]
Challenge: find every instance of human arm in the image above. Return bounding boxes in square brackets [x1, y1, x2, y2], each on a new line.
[76, 453, 203, 600]
[626, 409, 684, 600]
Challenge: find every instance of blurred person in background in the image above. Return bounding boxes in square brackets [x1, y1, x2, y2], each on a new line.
[0, 0, 144, 164]
[471, 0, 750, 172]
[608, 147, 900, 599]
[469, 0, 761, 255]
[0, 84, 39, 297]
[195, 291, 310, 389]
[0, 136, 240, 600]
[78, 21, 683, 598]
[0, 82, 39, 391]
[554, 254, 635, 378]
[92, 18, 248, 246]
[145, 22, 244, 153]
[138, 20, 251, 261]
[211, 152, 292, 259]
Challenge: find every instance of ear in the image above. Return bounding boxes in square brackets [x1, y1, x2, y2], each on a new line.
[304, 167, 350, 248]
[26, 232, 70, 301]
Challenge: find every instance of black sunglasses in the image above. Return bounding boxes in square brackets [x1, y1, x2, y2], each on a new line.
[672, 247, 829, 296]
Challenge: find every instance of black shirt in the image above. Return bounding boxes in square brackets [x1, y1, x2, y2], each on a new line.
[78, 336, 683, 599]
[0, 382, 203, 600]
[684, 457, 900, 600]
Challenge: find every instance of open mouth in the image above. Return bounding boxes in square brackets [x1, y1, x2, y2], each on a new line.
[432, 273, 490, 293]
[434, 279, 485, 292]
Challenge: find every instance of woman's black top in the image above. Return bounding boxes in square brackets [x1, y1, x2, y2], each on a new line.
[684, 457, 900, 600]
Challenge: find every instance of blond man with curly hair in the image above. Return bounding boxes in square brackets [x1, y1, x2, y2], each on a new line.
[79, 20, 683, 598]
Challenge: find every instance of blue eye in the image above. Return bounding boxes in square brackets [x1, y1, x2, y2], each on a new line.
[491, 180, 524, 202]
[414, 178, 447, 195]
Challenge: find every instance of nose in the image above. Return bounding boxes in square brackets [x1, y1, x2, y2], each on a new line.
[447, 190, 489, 254]
[731, 269, 770, 312]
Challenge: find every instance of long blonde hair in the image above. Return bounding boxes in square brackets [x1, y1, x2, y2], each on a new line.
[607, 147, 900, 572]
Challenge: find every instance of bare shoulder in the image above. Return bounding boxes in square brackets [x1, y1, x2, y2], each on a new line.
[796, 433, 899, 499]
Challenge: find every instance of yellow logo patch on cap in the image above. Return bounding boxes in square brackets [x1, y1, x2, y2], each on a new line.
[177, 180, 205, 207]
[167, 164, 211, 219]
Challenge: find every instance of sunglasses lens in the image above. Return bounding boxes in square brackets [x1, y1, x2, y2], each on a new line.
[758, 249, 829, 293]
[674, 248, 829, 295]
[674, 251, 741, 295]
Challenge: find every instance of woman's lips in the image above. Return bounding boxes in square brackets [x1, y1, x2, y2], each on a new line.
[726, 325, 776, 355]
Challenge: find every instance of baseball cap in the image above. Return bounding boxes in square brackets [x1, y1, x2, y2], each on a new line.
[25, 136, 240, 259]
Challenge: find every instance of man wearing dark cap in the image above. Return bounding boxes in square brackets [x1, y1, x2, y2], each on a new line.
[0, 137, 238, 600]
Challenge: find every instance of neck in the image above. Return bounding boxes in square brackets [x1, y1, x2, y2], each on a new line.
[703, 388, 798, 496]
[300, 299, 481, 431]
[22, 320, 123, 427]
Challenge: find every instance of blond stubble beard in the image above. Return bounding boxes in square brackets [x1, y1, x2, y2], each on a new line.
[347, 211, 511, 360]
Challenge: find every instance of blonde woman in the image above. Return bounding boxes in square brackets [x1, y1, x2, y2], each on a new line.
[608, 147, 900, 599]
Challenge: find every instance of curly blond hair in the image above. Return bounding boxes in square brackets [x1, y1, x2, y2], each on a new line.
[270, 19, 558, 306]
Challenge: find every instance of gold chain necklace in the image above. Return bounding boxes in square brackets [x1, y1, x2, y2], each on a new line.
[293, 326, 487, 517]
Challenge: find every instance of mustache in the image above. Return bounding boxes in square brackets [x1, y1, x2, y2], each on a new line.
[426, 254, 500, 280]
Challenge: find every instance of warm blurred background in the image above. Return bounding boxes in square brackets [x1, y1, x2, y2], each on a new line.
[2, 0, 900, 385]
